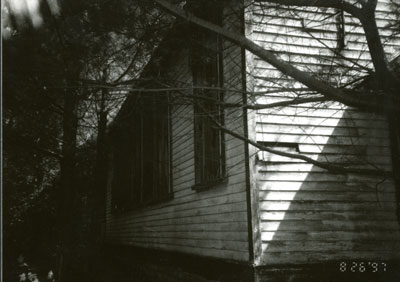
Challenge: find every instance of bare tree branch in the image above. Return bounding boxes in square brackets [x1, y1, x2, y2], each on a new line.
[358, 6, 395, 89]
[239, 96, 328, 109]
[112, 43, 143, 84]
[261, 0, 397, 91]
[180, 86, 390, 176]
[257, 0, 362, 18]
[154, 0, 399, 114]
[214, 115, 391, 177]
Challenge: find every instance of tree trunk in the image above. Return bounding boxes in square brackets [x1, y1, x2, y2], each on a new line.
[57, 84, 78, 282]
[359, 8, 394, 90]
[92, 88, 108, 242]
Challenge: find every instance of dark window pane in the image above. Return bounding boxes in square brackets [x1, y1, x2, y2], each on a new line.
[192, 18, 225, 188]
[111, 91, 171, 212]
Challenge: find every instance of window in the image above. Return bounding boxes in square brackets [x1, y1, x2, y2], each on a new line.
[191, 5, 225, 190]
[111, 92, 171, 212]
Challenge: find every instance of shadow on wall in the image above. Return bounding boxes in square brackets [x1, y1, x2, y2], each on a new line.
[256, 106, 400, 278]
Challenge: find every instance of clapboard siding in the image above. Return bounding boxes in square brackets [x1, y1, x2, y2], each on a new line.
[256, 106, 388, 119]
[258, 180, 395, 192]
[257, 124, 388, 137]
[259, 201, 397, 212]
[105, 5, 250, 262]
[250, 1, 400, 89]
[261, 251, 400, 264]
[109, 241, 248, 261]
[257, 115, 389, 130]
[261, 231, 400, 242]
[257, 134, 391, 147]
[260, 211, 397, 221]
[247, 1, 400, 265]
[258, 163, 393, 172]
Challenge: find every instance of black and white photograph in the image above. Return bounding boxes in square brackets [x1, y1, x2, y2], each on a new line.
[2, 0, 400, 281]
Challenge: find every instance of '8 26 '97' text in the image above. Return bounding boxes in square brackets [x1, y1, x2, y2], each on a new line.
[339, 261, 387, 273]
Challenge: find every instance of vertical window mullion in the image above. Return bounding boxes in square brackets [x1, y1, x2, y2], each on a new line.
[140, 99, 144, 204]
[152, 93, 158, 201]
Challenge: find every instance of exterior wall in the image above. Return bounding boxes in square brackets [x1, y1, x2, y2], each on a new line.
[246, 1, 400, 265]
[104, 7, 250, 262]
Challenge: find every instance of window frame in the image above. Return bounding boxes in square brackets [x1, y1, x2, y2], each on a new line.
[190, 16, 226, 191]
[110, 91, 173, 213]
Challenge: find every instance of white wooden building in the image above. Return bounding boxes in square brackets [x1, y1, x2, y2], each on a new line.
[104, 1, 400, 281]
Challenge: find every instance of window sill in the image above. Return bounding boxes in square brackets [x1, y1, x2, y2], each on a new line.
[191, 177, 227, 192]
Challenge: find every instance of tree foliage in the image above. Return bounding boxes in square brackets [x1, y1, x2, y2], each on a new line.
[3, 0, 171, 280]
